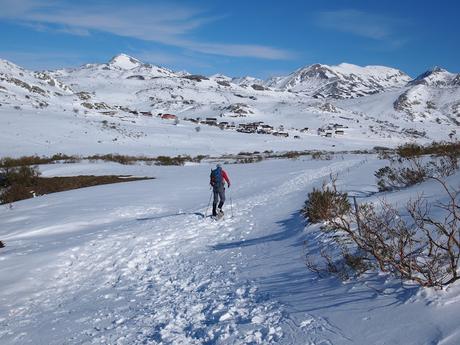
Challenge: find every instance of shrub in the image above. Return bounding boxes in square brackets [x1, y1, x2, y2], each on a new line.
[311, 151, 332, 160]
[280, 151, 302, 159]
[155, 156, 188, 166]
[302, 180, 350, 223]
[0, 165, 41, 204]
[192, 155, 209, 163]
[87, 154, 136, 165]
[397, 143, 424, 158]
[376, 142, 460, 191]
[396, 141, 460, 159]
[375, 160, 428, 191]
[0, 241, 4, 248]
[236, 156, 263, 164]
[305, 177, 460, 288]
[1, 156, 46, 168]
[1, 183, 33, 204]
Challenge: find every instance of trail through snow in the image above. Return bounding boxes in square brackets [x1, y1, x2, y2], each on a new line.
[1, 157, 459, 344]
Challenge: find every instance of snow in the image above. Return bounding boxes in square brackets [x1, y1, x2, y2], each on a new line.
[409, 67, 458, 87]
[1, 55, 459, 159]
[108, 54, 143, 70]
[1, 54, 460, 344]
[266, 62, 412, 96]
[1, 157, 460, 344]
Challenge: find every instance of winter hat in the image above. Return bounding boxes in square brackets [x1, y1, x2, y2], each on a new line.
[216, 163, 222, 168]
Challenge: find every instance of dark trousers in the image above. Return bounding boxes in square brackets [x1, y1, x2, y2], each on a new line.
[212, 186, 226, 215]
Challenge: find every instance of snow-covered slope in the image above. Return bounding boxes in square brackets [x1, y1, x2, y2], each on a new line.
[232, 76, 268, 90]
[1, 157, 460, 344]
[393, 84, 460, 122]
[408, 66, 459, 87]
[265, 63, 411, 98]
[0, 58, 73, 109]
[0, 54, 459, 157]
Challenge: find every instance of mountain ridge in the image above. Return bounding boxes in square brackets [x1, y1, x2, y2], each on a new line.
[0, 53, 459, 158]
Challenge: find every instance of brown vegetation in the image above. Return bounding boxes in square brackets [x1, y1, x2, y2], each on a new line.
[304, 177, 460, 288]
[375, 141, 459, 191]
[0, 164, 152, 204]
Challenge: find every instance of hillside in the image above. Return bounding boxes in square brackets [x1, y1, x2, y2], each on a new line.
[0, 54, 458, 158]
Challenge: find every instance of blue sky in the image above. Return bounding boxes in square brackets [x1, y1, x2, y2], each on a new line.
[0, 0, 459, 78]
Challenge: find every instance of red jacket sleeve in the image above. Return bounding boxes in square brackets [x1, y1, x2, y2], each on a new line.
[222, 170, 230, 186]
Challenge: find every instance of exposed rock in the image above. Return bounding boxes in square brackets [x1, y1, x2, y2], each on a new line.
[183, 75, 209, 82]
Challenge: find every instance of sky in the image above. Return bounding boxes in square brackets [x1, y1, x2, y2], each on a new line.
[0, 0, 459, 78]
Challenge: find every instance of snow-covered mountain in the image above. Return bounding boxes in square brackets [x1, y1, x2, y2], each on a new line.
[231, 76, 268, 90]
[265, 63, 411, 98]
[0, 58, 73, 108]
[392, 67, 460, 122]
[408, 66, 459, 87]
[0, 54, 459, 157]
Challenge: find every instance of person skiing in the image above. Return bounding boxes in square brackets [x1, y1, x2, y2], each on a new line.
[210, 163, 231, 218]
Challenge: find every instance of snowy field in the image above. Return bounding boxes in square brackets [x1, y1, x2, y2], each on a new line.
[1, 156, 459, 344]
[0, 107, 401, 158]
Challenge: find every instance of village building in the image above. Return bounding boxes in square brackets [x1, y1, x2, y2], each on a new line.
[161, 113, 177, 120]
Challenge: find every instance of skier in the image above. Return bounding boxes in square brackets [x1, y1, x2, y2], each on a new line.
[210, 163, 231, 218]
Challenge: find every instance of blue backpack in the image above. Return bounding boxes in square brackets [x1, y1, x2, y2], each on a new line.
[210, 167, 222, 186]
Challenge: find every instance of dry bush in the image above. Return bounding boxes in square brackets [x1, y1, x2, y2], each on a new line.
[375, 158, 428, 191]
[236, 156, 264, 164]
[302, 178, 350, 223]
[397, 141, 460, 159]
[191, 155, 208, 163]
[279, 151, 303, 159]
[155, 155, 189, 166]
[87, 154, 137, 165]
[0, 165, 40, 204]
[1, 172, 152, 204]
[311, 151, 332, 160]
[305, 177, 460, 288]
[0, 154, 80, 168]
[375, 141, 460, 192]
[1, 184, 33, 204]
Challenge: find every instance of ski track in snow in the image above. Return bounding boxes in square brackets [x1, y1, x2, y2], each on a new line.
[0, 159, 364, 345]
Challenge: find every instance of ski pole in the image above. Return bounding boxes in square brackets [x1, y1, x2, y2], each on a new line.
[204, 189, 213, 218]
[230, 190, 234, 218]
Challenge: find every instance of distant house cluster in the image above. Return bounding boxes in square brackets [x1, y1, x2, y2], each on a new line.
[155, 112, 351, 140]
[182, 117, 293, 138]
[237, 122, 291, 137]
[185, 117, 236, 128]
[317, 123, 347, 137]
[114, 105, 153, 117]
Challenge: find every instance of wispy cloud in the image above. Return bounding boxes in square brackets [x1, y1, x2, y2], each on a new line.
[0, 0, 294, 60]
[314, 9, 407, 45]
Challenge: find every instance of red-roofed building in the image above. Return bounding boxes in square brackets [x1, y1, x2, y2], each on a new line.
[161, 114, 177, 120]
